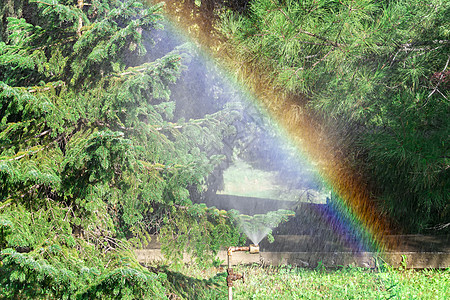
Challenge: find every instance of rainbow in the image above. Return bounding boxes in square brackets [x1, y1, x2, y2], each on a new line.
[149, 1, 395, 253]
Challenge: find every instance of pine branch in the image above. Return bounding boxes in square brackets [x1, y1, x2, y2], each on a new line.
[426, 222, 450, 230]
[311, 49, 333, 68]
[0, 199, 14, 210]
[428, 55, 450, 100]
[277, 7, 344, 48]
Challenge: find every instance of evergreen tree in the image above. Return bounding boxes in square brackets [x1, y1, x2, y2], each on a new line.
[0, 0, 243, 298]
[219, 0, 449, 232]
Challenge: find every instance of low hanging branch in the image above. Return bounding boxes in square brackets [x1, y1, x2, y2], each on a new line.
[28, 82, 65, 93]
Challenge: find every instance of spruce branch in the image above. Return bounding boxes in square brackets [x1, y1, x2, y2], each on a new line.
[3, 143, 53, 161]
[28, 82, 65, 93]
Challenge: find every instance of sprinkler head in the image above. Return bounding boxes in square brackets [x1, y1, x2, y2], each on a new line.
[249, 244, 259, 254]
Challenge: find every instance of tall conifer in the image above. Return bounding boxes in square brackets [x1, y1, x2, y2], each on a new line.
[0, 1, 243, 298]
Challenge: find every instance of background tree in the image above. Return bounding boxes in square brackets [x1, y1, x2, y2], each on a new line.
[219, 0, 449, 232]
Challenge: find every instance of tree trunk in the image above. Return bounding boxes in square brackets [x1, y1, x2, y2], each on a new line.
[0, 0, 35, 42]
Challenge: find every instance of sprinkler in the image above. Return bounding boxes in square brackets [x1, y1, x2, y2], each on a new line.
[226, 244, 260, 300]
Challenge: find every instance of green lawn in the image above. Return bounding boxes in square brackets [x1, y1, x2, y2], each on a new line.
[218, 158, 326, 203]
[170, 264, 450, 299]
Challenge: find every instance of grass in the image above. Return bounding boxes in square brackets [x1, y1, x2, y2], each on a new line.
[218, 158, 326, 203]
[165, 264, 450, 299]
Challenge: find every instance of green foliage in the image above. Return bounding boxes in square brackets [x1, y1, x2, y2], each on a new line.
[78, 267, 167, 300]
[0, 0, 245, 298]
[220, 0, 450, 232]
[159, 204, 245, 268]
[1, 248, 83, 299]
[152, 265, 228, 300]
[0, 245, 168, 299]
[363, 92, 449, 231]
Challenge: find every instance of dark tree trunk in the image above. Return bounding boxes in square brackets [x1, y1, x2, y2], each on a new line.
[0, 0, 36, 42]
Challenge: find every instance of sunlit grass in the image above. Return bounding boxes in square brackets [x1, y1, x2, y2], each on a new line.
[234, 265, 450, 299]
[218, 158, 326, 203]
[167, 264, 450, 299]
[218, 159, 284, 199]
